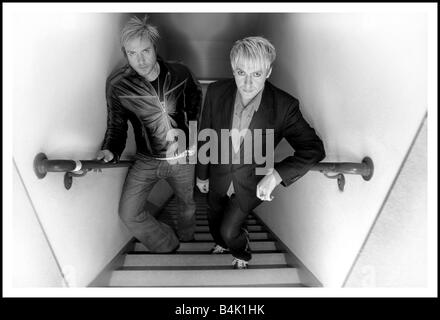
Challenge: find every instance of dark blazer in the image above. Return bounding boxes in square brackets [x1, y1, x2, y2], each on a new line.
[196, 79, 325, 213]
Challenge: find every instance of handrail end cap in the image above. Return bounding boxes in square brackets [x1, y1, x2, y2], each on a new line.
[362, 157, 374, 181]
[33, 153, 48, 179]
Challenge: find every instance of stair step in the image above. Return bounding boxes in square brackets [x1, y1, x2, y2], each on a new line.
[167, 213, 255, 220]
[133, 241, 278, 252]
[108, 267, 300, 286]
[194, 232, 270, 241]
[165, 205, 210, 209]
[195, 225, 264, 232]
[123, 253, 287, 267]
[196, 218, 257, 223]
[196, 220, 260, 226]
[159, 218, 260, 225]
[165, 210, 253, 218]
[97, 190, 306, 287]
[162, 212, 254, 219]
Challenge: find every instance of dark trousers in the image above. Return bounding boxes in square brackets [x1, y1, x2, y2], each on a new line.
[208, 191, 251, 261]
[119, 154, 196, 252]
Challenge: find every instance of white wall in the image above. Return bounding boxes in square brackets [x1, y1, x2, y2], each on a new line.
[345, 119, 427, 287]
[254, 13, 427, 287]
[7, 12, 136, 287]
[12, 164, 65, 287]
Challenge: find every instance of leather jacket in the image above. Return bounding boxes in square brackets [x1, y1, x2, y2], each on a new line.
[101, 58, 202, 160]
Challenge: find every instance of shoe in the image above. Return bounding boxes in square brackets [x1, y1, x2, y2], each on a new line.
[210, 244, 229, 254]
[169, 243, 180, 254]
[232, 257, 249, 269]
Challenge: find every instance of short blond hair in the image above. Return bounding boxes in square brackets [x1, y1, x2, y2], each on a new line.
[120, 14, 160, 54]
[230, 36, 276, 72]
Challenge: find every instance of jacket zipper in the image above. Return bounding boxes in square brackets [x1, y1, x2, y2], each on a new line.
[161, 72, 172, 133]
[145, 74, 172, 133]
[164, 79, 186, 96]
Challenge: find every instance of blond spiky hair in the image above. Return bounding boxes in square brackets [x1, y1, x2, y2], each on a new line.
[120, 14, 160, 53]
[230, 36, 276, 72]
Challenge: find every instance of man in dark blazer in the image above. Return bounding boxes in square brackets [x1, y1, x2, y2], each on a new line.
[196, 36, 325, 269]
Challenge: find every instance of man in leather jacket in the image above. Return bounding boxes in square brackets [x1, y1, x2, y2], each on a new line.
[97, 15, 202, 252]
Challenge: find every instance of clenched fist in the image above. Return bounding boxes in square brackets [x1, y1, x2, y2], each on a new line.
[196, 178, 209, 193]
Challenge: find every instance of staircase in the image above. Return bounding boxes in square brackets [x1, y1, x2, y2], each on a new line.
[100, 191, 305, 287]
[89, 79, 312, 287]
[89, 80, 314, 287]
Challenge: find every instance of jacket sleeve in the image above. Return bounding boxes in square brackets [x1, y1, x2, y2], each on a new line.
[101, 83, 129, 162]
[184, 67, 203, 122]
[196, 83, 213, 181]
[274, 99, 326, 187]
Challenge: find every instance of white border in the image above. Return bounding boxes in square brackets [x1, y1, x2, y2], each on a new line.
[2, 2, 438, 13]
[3, 2, 438, 298]
[426, 2, 438, 299]
[3, 3, 15, 297]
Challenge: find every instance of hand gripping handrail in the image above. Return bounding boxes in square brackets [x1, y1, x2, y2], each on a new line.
[33, 152, 373, 191]
[33, 153, 133, 189]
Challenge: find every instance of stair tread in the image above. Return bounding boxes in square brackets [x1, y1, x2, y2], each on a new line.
[133, 241, 278, 252]
[163, 218, 259, 223]
[132, 231, 269, 240]
[101, 193, 305, 287]
[123, 252, 287, 267]
[108, 267, 300, 287]
[194, 232, 270, 241]
[195, 220, 260, 226]
[119, 265, 289, 271]
[195, 225, 264, 232]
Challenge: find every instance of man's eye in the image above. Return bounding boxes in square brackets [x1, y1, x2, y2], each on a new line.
[253, 72, 262, 77]
[237, 70, 245, 76]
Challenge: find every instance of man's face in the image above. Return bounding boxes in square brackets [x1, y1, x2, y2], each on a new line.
[124, 36, 157, 78]
[233, 60, 272, 102]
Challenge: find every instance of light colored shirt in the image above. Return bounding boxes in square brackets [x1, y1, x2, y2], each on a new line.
[226, 90, 263, 197]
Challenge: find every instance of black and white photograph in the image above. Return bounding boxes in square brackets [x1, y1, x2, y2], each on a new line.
[3, 2, 437, 301]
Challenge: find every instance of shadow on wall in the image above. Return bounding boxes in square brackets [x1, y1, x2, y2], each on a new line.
[129, 13, 264, 79]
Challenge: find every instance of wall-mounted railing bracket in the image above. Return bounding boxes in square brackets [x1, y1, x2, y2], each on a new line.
[64, 170, 88, 190]
[324, 172, 345, 191]
[311, 156, 374, 192]
[64, 172, 73, 190]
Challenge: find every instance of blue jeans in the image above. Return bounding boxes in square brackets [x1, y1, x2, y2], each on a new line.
[119, 154, 196, 252]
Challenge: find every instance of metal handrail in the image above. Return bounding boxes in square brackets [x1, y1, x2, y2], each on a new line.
[310, 157, 374, 181]
[33, 153, 133, 189]
[33, 153, 132, 178]
[33, 152, 373, 191]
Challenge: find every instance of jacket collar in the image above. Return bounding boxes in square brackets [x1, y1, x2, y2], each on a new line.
[127, 55, 170, 80]
[218, 80, 235, 130]
[248, 81, 274, 132]
[221, 79, 273, 131]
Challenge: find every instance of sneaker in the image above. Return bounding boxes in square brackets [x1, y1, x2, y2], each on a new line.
[232, 257, 249, 269]
[210, 244, 229, 254]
